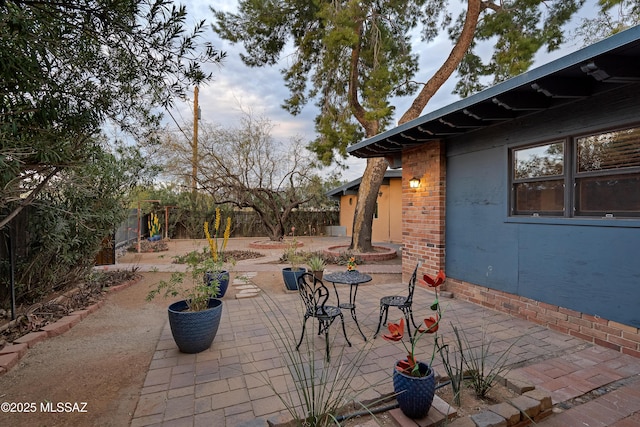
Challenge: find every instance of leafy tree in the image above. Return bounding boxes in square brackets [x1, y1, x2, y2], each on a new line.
[0, 0, 225, 230]
[212, 0, 597, 252]
[1, 138, 145, 304]
[171, 112, 322, 241]
[573, 0, 640, 46]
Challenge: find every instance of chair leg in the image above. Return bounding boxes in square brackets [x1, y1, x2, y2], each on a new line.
[296, 316, 308, 351]
[373, 304, 389, 338]
[408, 307, 420, 329]
[323, 320, 331, 362]
[402, 308, 413, 342]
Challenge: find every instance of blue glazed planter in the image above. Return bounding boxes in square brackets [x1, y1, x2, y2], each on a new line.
[168, 299, 223, 354]
[282, 267, 307, 291]
[205, 270, 230, 298]
[393, 360, 436, 419]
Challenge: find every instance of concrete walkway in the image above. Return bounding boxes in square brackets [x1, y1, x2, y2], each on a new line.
[110, 239, 640, 426]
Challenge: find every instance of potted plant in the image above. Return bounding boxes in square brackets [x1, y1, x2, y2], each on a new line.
[307, 255, 326, 280]
[203, 209, 234, 297]
[282, 238, 306, 290]
[146, 252, 224, 354]
[383, 269, 446, 419]
[346, 256, 357, 272]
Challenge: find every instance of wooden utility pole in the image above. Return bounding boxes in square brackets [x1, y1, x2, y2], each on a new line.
[192, 86, 199, 196]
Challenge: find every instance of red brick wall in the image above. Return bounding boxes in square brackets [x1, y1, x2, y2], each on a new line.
[401, 141, 446, 283]
[446, 278, 640, 358]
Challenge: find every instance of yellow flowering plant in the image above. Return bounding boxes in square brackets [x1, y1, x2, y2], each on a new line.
[147, 209, 233, 311]
[347, 256, 357, 271]
[204, 208, 232, 270]
[148, 212, 161, 237]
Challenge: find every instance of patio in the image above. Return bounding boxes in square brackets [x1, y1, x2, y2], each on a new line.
[129, 265, 640, 426]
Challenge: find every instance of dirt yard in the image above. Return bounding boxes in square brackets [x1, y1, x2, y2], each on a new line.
[0, 238, 402, 426]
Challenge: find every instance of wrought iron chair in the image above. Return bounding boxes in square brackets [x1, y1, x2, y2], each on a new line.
[296, 272, 352, 361]
[373, 263, 421, 339]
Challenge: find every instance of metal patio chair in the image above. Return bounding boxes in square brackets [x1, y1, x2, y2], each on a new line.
[296, 272, 352, 361]
[373, 263, 421, 339]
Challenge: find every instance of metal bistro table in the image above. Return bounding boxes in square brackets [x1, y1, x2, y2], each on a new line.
[323, 271, 372, 341]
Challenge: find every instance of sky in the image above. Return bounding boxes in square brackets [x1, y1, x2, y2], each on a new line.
[169, 0, 601, 182]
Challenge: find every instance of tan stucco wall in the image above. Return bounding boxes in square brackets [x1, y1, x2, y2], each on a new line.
[338, 178, 402, 243]
[339, 195, 357, 237]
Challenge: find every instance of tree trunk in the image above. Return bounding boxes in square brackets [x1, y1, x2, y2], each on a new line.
[400, 0, 481, 124]
[348, 0, 481, 253]
[350, 157, 388, 252]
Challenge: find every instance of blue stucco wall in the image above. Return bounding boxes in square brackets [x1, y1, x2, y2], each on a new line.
[445, 84, 640, 328]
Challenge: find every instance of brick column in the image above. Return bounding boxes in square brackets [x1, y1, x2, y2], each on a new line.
[401, 141, 446, 282]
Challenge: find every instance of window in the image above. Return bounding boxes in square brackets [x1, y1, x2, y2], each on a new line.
[575, 128, 640, 216]
[512, 141, 565, 215]
[510, 126, 640, 218]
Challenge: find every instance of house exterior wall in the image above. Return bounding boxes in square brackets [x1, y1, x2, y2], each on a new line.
[402, 83, 640, 357]
[388, 178, 403, 243]
[339, 195, 357, 237]
[401, 141, 446, 281]
[338, 180, 402, 243]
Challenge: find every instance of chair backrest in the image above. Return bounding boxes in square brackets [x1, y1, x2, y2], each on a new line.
[405, 263, 421, 306]
[297, 272, 331, 316]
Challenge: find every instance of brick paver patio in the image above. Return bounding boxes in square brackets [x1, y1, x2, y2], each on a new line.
[129, 268, 640, 426]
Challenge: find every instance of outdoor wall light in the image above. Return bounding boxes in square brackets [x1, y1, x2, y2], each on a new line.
[409, 177, 420, 189]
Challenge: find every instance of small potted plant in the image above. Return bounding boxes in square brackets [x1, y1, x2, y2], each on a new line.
[346, 256, 357, 272]
[146, 251, 225, 354]
[282, 238, 306, 290]
[383, 269, 446, 419]
[307, 255, 326, 280]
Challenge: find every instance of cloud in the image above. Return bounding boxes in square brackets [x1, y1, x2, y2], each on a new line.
[175, 0, 599, 182]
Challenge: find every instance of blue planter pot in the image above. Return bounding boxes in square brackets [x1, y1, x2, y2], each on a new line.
[282, 267, 307, 291]
[393, 360, 436, 419]
[167, 299, 223, 354]
[205, 270, 230, 298]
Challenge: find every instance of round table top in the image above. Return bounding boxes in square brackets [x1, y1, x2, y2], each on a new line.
[323, 271, 372, 285]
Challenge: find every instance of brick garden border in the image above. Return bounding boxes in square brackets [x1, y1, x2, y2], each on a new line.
[387, 376, 553, 427]
[0, 276, 141, 376]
